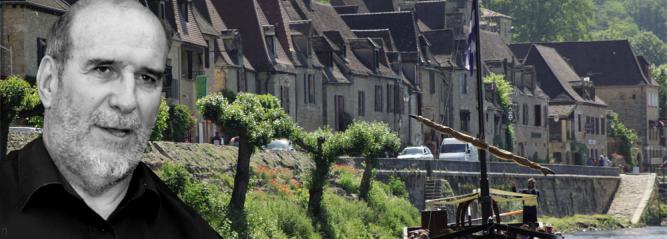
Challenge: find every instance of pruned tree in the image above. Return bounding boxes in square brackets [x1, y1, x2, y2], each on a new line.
[197, 92, 294, 211]
[0, 75, 40, 160]
[345, 121, 400, 201]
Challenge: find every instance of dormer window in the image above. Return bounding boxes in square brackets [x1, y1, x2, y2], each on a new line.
[180, 1, 188, 22]
[263, 25, 277, 60]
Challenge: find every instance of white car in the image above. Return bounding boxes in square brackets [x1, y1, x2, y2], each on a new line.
[263, 139, 294, 151]
[9, 127, 42, 134]
[397, 146, 434, 160]
[439, 138, 478, 161]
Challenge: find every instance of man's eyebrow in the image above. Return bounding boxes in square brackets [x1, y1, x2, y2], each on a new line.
[84, 58, 118, 68]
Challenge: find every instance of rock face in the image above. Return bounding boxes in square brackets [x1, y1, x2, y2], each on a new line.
[374, 170, 620, 218]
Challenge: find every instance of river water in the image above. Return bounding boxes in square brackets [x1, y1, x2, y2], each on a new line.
[565, 226, 667, 238]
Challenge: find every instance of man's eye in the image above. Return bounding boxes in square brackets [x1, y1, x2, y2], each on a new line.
[94, 66, 112, 73]
[140, 75, 157, 84]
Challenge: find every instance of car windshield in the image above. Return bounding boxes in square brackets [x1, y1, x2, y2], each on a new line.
[441, 144, 466, 153]
[266, 140, 289, 150]
[401, 148, 423, 155]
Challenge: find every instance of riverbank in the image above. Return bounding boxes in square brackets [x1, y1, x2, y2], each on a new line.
[540, 214, 630, 233]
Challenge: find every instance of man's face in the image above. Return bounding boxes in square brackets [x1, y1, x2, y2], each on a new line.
[45, 3, 168, 194]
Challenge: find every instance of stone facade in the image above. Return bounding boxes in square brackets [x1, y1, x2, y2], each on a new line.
[0, 4, 65, 80]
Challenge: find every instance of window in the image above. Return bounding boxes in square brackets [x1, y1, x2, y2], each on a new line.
[303, 74, 309, 104]
[460, 110, 470, 132]
[204, 40, 210, 68]
[180, 1, 188, 22]
[159, 1, 166, 20]
[358, 91, 365, 116]
[265, 36, 276, 59]
[429, 71, 435, 94]
[335, 95, 345, 131]
[602, 117, 606, 135]
[387, 85, 395, 113]
[36, 38, 47, 66]
[522, 104, 528, 125]
[374, 85, 383, 112]
[280, 86, 290, 113]
[308, 75, 315, 104]
[534, 105, 541, 127]
[578, 114, 582, 132]
[237, 70, 246, 92]
[595, 118, 599, 135]
[186, 50, 193, 79]
[462, 74, 467, 94]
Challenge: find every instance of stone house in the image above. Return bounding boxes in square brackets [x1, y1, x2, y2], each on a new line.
[282, 0, 420, 145]
[522, 45, 609, 165]
[0, 0, 70, 81]
[512, 40, 661, 169]
[480, 30, 550, 162]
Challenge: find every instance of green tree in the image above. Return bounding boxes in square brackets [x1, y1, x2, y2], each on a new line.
[629, 31, 667, 65]
[166, 104, 195, 142]
[624, 0, 667, 41]
[609, 113, 639, 167]
[150, 97, 169, 141]
[487, 0, 594, 42]
[651, 64, 667, 117]
[197, 92, 294, 211]
[0, 75, 40, 159]
[345, 121, 400, 201]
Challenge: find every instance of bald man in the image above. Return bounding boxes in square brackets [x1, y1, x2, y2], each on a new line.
[0, 0, 220, 238]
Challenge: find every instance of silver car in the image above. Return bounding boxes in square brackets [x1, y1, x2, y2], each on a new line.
[397, 146, 434, 160]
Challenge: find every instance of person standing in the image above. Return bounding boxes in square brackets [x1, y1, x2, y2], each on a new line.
[512, 178, 540, 227]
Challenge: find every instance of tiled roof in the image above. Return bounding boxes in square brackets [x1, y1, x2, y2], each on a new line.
[548, 105, 575, 117]
[480, 30, 515, 61]
[192, 6, 218, 36]
[330, 0, 369, 13]
[481, 8, 511, 19]
[525, 45, 604, 105]
[170, 0, 207, 47]
[510, 40, 652, 86]
[257, 0, 297, 66]
[352, 29, 396, 52]
[423, 29, 453, 55]
[414, 1, 447, 30]
[213, 0, 274, 72]
[340, 11, 420, 53]
[361, 0, 395, 13]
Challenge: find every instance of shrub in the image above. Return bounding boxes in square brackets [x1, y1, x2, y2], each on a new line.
[337, 171, 359, 193]
[150, 97, 169, 141]
[387, 176, 408, 198]
[167, 104, 195, 142]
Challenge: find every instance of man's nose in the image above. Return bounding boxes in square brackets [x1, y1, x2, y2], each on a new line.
[108, 72, 138, 114]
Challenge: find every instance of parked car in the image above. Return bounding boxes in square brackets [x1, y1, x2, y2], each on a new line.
[263, 139, 294, 151]
[397, 146, 434, 160]
[439, 138, 478, 161]
[9, 127, 42, 134]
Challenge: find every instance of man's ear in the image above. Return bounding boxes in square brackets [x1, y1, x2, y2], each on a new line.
[36, 56, 60, 109]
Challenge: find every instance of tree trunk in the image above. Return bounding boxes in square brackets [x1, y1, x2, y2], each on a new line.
[308, 156, 329, 216]
[359, 157, 377, 201]
[229, 135, 252, 211]
[307, 137, 326, 217]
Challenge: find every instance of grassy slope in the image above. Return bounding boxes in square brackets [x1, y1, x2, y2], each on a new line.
[540, 214, 629, 233]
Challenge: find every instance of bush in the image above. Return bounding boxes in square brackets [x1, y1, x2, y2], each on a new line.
[387, 176, 408, 198]
[150, 97, 169, 141]
[166, 104, 195, 142]
[337, 171, 360, 194]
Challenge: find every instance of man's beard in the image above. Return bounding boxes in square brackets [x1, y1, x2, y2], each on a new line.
[45, 94, 151, 196]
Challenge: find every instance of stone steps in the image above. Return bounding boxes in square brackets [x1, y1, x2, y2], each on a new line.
[607, 174, 657, 224]
[424, 179, 444, 201]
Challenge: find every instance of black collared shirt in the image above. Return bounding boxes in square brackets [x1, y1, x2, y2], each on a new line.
[0, 138, 221, 239]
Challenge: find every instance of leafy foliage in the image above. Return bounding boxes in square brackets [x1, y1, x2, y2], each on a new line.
[651, 64, 667, 117]
[197, 92, 295, 212]
[344, 121, 401, 201]
[486, 0, 594, 42]
[0, 75, 40, 112]
[166, 104, 195, 142]
[609, 113, 639, 166]
[150, 97, 169, 141]
[484, 73, 512, 111]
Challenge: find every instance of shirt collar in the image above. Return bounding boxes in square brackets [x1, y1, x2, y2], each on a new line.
[18, 137, 161, 217]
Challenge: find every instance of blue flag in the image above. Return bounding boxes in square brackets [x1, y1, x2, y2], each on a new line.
[465, 3, 476, 76]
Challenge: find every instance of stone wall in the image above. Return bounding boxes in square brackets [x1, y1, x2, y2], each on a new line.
[374, 170, 620, 218]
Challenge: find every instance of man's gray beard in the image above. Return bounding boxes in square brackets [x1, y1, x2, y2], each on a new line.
[45, 96, 151, 196]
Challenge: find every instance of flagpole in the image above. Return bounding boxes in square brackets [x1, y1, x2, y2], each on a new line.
[472, 0, 492, 224]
